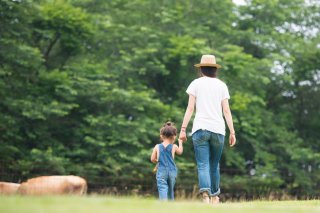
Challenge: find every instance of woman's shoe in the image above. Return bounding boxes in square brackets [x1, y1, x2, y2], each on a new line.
[201, 192, 210, 204]
[210, 196, 220, 204]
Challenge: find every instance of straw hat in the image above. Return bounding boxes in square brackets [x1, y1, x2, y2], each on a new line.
[194, 54, 221, 69]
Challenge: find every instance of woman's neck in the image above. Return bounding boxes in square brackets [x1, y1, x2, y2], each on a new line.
[203, 75, 216, 78]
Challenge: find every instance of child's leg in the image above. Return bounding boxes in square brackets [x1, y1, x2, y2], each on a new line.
[157, 176, 169, 200]
[167, 173, 176, 200]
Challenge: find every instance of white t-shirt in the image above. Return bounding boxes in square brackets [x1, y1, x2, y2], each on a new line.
[186, 76, 230, 136]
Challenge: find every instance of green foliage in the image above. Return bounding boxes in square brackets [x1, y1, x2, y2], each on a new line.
[0, 0, 319, 198]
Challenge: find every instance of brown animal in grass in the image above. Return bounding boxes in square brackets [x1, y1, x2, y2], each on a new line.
[0, 182, 20, 195]
[17, 175, 87, 195]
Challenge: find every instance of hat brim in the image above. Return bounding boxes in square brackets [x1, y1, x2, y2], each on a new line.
[194, 63, 222, 69]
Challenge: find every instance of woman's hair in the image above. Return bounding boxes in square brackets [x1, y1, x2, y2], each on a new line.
[200, 66, 218, 77]
[160, 122, 177, 139]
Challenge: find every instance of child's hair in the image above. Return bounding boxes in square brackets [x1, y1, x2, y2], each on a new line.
[160, 122, 177, 139]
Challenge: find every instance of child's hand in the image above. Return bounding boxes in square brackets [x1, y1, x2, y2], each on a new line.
[175, 139, 184, 155]
[152, 164, 158, 173]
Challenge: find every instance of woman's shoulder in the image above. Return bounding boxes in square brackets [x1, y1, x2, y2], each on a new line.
[215, 78, 228, 86]
[194, 77, 227, 85]
[189, 77, 204, 84]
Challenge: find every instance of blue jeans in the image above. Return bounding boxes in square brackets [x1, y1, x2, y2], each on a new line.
[156, 169, 177, 200]
[192, 129, 225, 196]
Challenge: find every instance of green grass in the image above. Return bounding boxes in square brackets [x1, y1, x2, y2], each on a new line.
[0, 196, 319, 213]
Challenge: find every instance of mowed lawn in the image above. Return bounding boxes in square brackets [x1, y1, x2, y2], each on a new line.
[0, 196, 319, 213]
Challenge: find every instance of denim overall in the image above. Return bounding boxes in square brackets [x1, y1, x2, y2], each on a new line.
[156, 143, 177, 200]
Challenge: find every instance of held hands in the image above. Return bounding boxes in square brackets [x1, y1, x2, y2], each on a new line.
[179, 128, 187, 142]
[176, 138, 184, 155]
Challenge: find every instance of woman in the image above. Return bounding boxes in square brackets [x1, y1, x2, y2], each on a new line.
[179, 54, 236, 204]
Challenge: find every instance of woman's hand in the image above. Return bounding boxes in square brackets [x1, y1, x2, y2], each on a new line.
[229, 133, 236, 147]
[179, 129, 187, 142]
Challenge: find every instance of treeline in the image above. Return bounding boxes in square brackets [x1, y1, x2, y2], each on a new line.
[0, 0, 319, 198]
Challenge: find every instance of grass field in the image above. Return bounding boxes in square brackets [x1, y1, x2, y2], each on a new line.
[0, 196, 319, 213]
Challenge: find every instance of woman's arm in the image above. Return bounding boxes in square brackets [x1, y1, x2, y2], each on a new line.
[179, 95, 196, 142]
[150, 145, 158, 163]
[222, 99, 236, 147]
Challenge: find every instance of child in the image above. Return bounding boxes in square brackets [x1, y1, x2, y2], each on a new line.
[150, 122, 184, 200]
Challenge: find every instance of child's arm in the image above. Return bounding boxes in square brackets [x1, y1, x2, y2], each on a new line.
[174, 139, 184, 155]
[150, 145, 158, 163]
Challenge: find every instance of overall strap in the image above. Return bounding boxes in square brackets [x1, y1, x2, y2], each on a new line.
[165, 144, 173, 152]
[157, 144, 164, 162]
